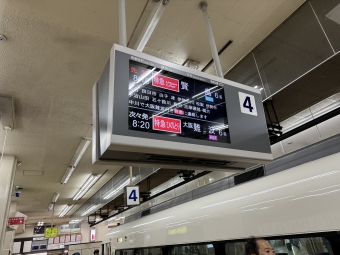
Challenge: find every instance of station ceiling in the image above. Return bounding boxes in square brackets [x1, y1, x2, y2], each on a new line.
[0, 0, 305, 225]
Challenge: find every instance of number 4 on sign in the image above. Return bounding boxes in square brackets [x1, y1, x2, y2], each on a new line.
[125, 186, 140, 206]
[238, 92, 258, 116]
[243, 96, 253, 112]
[129, 190, 138, 201]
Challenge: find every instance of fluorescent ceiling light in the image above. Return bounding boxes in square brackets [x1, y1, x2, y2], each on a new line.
[61, 137, 91, 184]
[52, 192, 61, 203]
[37, 221, 44, 226]
[73, 175, 100, 200]
[59, 204, 75, 217]
[48, 192, 60, 211]
[81, 205, 99, 217]
[69, 219, 81, 224]
[103, 177, 135, 200]
[61, 167, 75, 185]
[48, 203, 54, 211]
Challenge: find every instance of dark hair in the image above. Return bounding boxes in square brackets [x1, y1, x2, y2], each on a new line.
[245, 237, 264, 255]
[94, 250, 99, 254]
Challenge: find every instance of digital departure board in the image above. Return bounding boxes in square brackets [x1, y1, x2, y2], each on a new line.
[128, 61, 230, 143]
[93, 44, 272, 171]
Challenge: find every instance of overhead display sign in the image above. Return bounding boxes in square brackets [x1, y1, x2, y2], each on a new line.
[93, 44, 272, 171]
[128, 61, 230, 143]
[8, 217, 25, 225]
[60, 223, 81, 233]
[124, 186, 140, 206]
[34, 226, 45, 235]
[45, 227, 58, 238]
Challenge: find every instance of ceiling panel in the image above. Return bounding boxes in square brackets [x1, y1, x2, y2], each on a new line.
[6, 0, 148, 43]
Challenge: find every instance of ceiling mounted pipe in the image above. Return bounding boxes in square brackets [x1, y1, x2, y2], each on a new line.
[136, 0, 169, 52]
[199, 1, 223, 78]
[119, 0, 127, 46]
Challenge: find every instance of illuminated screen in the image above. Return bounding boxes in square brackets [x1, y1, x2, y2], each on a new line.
[128, 61, 230, 143]
[33, 226, 45, 235]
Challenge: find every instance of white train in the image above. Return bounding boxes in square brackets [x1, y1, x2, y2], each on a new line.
[102, 152, 340, 255]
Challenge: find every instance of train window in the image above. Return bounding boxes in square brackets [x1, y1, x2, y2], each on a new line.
[115, 235, 335, 255]
[269, 237, 334, 255]
[141, 247, 163, 255]
[168, 244, 214, 255]
[224, 242, 245, 255]
[116, 248, 163, 255]
[222, 237, 334, 255]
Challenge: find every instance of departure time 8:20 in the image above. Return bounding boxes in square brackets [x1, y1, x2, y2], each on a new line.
[132, 120, 151, 129]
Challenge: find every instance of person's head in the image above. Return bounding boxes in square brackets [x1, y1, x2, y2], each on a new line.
[245, 237, 275, 255]
[94, 250, 99, 255]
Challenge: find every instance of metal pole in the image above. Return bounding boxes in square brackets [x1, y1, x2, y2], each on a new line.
[119, 0, 127, 46]
[137, 0, 169, 52]
[51, 203, 55, 228]
[199, 1, 223, 78]
[279, 141, 286, 155]
[129, 166, 133, 185]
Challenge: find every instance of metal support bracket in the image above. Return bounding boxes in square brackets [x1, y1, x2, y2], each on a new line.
[264, 100, 282, 141]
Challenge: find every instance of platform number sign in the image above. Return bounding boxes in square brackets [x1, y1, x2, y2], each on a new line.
[238, 92, 257, 116]
[125, 186, 140, 206]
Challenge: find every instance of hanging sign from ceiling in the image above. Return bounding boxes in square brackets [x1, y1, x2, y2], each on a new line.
[124, 186, 140, 206]
[8, 217, 25, 225]
[93, 44, 272, 171]
[45, 227, 58, 238]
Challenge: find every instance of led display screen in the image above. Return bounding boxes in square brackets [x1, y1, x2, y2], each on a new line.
[33, 226, 45, 235]
[128, 61, 230, 143]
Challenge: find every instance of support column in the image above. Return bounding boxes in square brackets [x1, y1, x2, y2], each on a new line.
[0, 156, 17, 251]
[1, 231, 14, 255]
[136, 0, 169, 52]
[119, 0, 127, 47]
[199, 1, 223, 78]
[2, 202, 17, 255]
